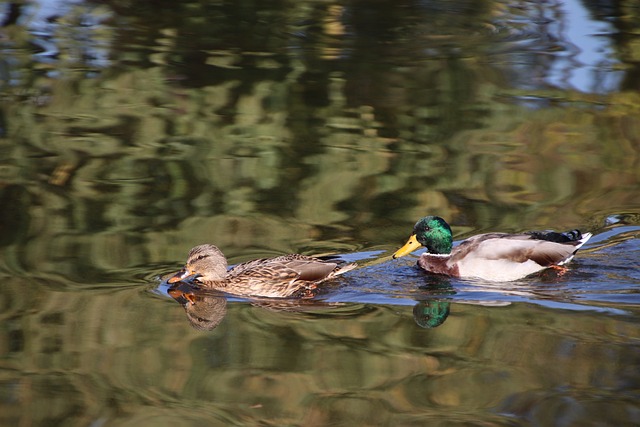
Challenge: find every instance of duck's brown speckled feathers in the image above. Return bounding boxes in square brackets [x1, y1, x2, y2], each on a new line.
[169, 244, 356, 298]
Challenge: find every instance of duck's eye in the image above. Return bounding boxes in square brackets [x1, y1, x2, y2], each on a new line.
[194, 254, 210, 262]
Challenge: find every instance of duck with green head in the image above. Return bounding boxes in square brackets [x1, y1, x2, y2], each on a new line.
[393, 216, 592, 281]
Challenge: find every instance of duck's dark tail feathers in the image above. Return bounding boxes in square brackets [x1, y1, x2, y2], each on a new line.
[526, 229, 583, 243]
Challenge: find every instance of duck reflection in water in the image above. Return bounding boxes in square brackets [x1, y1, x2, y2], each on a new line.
[168, 283, 228, 331]
[166, 269, 458, 330]
[168, 281, 454, 331]
[167, 281, 352, 331]
[413, 300, 451, 328]
[412, 275, 456, 328]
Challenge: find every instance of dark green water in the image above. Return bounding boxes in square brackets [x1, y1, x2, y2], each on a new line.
[1, 1, 639, 426]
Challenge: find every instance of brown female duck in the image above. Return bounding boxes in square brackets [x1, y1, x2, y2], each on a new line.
[168, 244, 356, 298]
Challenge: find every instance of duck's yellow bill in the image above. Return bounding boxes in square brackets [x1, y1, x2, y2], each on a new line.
[392, 234, 421, 259]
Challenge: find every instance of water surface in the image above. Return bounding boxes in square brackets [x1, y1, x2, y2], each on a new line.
[1, 1, 639, 426]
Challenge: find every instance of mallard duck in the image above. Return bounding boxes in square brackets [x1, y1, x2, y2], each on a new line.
[168, 244, 356, 298]
[392, 216, 592, 281]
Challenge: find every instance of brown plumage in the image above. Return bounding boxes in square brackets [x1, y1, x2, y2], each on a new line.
[168, 244, 357, 298]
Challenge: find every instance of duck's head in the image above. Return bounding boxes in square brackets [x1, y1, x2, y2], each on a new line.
[392, 216, 453, 258]
[168, 244, 228, 284]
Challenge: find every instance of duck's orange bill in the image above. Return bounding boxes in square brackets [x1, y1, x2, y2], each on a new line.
[168, 268, 190, 283]
[392, 234, 421, 259]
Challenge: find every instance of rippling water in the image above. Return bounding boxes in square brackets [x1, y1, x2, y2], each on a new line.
[1, 1, 640, 426]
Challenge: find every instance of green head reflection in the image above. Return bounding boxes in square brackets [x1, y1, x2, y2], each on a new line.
[413, 300, 451, 328]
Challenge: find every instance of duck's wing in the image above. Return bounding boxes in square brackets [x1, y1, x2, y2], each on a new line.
[228, 255, 334, 280]
[227, 257, 297, 282]
[451, 232, 589, 267]
[226, 255, 356, 297]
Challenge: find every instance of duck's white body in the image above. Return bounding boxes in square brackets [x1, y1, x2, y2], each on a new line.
[417, 232, 592, 281]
